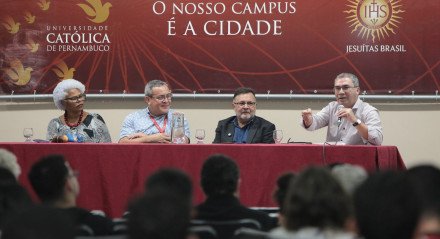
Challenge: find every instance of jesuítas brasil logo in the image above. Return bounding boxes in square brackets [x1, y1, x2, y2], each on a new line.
[344, 0, 404, 42]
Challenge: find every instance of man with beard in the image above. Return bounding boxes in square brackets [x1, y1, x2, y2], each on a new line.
[300, 73, 383, 145]
[213, 87, 276, 143]
[119, 79, 190, 143]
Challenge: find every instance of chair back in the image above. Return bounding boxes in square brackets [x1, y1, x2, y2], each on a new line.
[191, 219, 262, 239]
[233, 228, 269, 239]
[189, 225, 218, 239]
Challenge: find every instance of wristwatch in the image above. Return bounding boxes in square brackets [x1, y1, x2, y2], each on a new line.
[352, 119, 361, 127]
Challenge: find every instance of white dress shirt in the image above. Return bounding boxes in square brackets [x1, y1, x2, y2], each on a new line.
[300, 99, 383, 145]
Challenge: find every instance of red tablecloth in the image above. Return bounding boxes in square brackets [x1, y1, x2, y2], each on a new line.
[0, 143, 405, 218]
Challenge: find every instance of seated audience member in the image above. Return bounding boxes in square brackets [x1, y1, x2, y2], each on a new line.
[272, 172, 295, 227]
[47, 79, 112, 142]
[0, 148, 21, 179]
[300, 73, 383, 145]
[213, 87, 276, 144]
[128, 191, 192, 239]
[1, 205, 76, 239]
[0, 166, 17, 185]
[354, 171, 420, 239]
[145, 168, 193, 202]
[406, 165, 440, 237]
[0, 168, 33, 229]
[270, 166, 356, 239]
[273, 172, 295, 213]
[119, 79, 190, 143]
[330, 163, 368, 196]
[195, 154, 276, 231]
[28, 154, 115, 236]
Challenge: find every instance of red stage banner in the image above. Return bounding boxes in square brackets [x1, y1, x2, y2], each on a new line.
[1, 0, 439, 95]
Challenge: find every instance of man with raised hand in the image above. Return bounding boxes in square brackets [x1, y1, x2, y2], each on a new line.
[300, 73, 383, 145]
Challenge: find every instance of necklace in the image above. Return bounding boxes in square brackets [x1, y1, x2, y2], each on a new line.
[64, 110, 83, 128]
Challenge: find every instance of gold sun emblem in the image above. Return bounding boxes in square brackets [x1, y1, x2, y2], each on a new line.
[344, 0, 404, 42]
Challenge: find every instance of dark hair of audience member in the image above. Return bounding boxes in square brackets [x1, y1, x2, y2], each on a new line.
[1, 205, 76, 239]
[0, 168, 34, 229]
[273, 172, 295, 214]
[406, 165, 440, 214]
[0, 166, 18, 186]
[354, 171, 420, 239]
[284, 166, 352, 231]
[201, 154, 239, 197]
[145, 168, 193, 201]
[27, 154, 68, 203]
[406, 165, 440, 236]
[128, 191, 191, 239]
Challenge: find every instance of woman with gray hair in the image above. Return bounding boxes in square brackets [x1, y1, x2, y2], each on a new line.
[0, 148, 21, 179]
[47, 79, 111, 143]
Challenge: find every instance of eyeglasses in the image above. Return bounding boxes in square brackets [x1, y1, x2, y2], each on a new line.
[234, 101, 256, 107]
[65, 94, 86, 102]
[333, 85, 358, 92]
[150, 93, 173, 102]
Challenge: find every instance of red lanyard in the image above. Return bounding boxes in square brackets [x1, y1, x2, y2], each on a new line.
[149, 114, 167, 133]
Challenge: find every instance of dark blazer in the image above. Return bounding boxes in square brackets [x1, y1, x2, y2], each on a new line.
[213, 116, 275, 144]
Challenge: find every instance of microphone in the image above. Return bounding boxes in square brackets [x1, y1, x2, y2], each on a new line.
[337, 105, 343, 127]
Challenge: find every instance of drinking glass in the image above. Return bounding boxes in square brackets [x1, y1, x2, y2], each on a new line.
[23, 128, 34, 142]
[171, 112, 185, 144]
[195, 129, 205, 144]
[273, 130, 283, 144]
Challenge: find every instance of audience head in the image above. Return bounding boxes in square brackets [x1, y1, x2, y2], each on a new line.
[232, 87, 257, 123]
[201, 154, 239, 197]
[0, 148, 21, 179]
[28, 154, 79, 204]
[330, 163, 368, 196]
[128, 191, 191, 239]
[0, 170, 33, 228]
[52, 79, 86, 111]
[1, 205, 76, 239]
[273, 172, 295, 213]
[284, 166, 352, 231]
[144, 79, 172, 116]
[354, 171, 420, 239]
[407, 165, 440, 212]
[0, 166, 17, 185]
[406, 165, 440, 236]
[145, 168, 193, 201]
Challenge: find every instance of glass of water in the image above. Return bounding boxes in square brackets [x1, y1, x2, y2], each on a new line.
[23, 128, 34, 142]
[195, 129, 205, 144]
[273, 130, 283, 144]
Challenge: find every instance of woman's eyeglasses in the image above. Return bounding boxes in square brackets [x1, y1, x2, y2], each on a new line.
[65, 94, 86, 102]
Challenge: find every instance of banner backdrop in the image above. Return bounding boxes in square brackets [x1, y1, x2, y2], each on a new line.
[1, 0, 439, 95]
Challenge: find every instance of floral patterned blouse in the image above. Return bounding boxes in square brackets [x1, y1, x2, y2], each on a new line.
[46, 113, 112, 143]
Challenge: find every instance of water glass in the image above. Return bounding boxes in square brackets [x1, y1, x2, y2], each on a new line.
[171, 112, 185, 144]
[23, 128, 34, 142]
[273, 130, 283, 144]
[195, 129, 205, 144]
